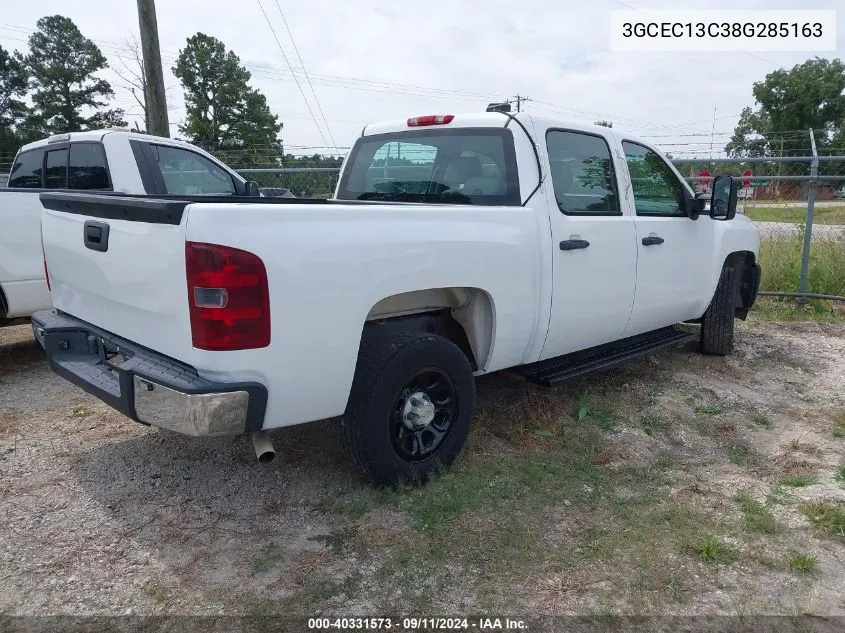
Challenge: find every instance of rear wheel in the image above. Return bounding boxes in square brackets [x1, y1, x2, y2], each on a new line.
[700, 262, 739, 356]
[342, 331, 476, 486]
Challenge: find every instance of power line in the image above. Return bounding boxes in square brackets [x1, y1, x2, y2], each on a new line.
[272, 0, 338, 154]
[254, 0, 331, 151]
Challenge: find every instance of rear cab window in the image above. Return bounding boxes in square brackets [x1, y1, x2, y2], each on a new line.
[337, 128, 520, 205]
[7, 142, 112, 190]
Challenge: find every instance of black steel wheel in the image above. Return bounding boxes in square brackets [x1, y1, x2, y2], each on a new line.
[342, 331, 476, 485]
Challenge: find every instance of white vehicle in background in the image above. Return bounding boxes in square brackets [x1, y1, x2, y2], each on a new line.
[33, 108, 761, 485]
[0, 130, 260, 326]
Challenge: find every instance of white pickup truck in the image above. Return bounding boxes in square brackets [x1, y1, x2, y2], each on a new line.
[33, 110, 761, 485]
[0, 130, 259, 325]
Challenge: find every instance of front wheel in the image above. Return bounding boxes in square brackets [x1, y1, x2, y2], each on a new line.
[342, 331, 476, 486]
[700, 263, 739, 356]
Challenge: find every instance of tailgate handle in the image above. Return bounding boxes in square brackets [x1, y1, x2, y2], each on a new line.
[84, 220, 110, 252]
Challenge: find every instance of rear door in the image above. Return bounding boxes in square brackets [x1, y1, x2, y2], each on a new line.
[540, 128, 638, 359]
[619, 141, 714, 336]
[41, 195, 195, 364]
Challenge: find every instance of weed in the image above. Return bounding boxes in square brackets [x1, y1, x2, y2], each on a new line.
[250, 542, 286, 572]
[592, 409, 617, 433]
[780, 476, 817, 488]
[640, 412, 670, 436]
[835, 467, 845, 486]
[309, 527, 358, 555]
[760, 238, 845, 297]
[728, 443, 752, 466]
[787, 552, 818, 574]
[736, 494, 778, 535]
[577, 390, 590, 422]
[694, 537, 738, 565]
[803, 501, 845, 537]
[752, 413, 773, 429]
[665, 576, 688, 602]
[833, 420, 845, 438]
[70, 404, 88, 417]
[144, 582, 169, 603]
[694, 403, 727, 415]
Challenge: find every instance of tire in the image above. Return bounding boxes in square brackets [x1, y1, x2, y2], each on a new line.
[342, 330, 476, 486]
[700, 262, 739, 356]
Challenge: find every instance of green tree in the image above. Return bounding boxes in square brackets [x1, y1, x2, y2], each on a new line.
[726, 57, 845, 158]
[173, 33, 281, 153]
[0, 44, 28, 165]
[23, 15, 126, 134]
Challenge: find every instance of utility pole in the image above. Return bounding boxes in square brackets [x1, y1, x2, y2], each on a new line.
[136, 0, 169, 137]
[509, 95, 529, 113]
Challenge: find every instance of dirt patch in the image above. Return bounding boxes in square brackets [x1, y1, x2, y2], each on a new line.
[1, 317, 845, 619]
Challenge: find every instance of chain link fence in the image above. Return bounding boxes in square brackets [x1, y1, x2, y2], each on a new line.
[3, 139, 842, 302]
[674, 151, 845, 302]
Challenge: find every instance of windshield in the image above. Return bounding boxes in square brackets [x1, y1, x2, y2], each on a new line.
[336, 128, 520, 205]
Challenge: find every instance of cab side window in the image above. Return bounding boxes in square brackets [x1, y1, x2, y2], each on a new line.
[8, 149, 45, 188]
[622, 141, 686, 216]
[546, 130, 620, 215]
[150, 145, 236, 196]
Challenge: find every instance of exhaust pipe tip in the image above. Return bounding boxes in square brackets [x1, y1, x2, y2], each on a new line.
[252, 432, 276, 464]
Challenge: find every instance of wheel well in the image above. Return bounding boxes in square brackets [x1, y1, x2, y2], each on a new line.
[726, 251, 758, 320]
[364, 288, 495, 371]
[0, 287, 7, 319]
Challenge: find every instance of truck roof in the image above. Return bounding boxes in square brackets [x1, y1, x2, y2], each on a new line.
[361, 111, 648, 145]
[18, 129, 204, 153]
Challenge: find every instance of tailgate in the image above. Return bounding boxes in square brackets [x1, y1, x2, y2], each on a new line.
[39, 192, 195, 364]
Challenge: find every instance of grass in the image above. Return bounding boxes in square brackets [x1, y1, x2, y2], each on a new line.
[780, 475, 817, 488]
[787, 552, 819, 574]
[728, 443, 752, 466]
[832, 417, 845, 438]
[760, 238, 845, 297]
[249, 542, 286, 573]
[144, 581, 169, 603]
[693, 537, 739, 565]
[803, 501, 845, 538]
[639, 412, 671, 436]
[752, 412, 773, 429]
[736, 494, 778, 535]
[835, 467, 845, 486]
[752, 298, 844, 323]
[744, 204, 845, 225]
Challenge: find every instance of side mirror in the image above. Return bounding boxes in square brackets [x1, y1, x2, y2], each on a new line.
[687, 195, 706, 220]
[244, 180, 261, 197]
[710, 175, 738, 220]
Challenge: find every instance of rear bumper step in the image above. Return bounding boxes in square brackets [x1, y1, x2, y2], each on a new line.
[515, 326, 698, 386]
[32, 310, 267, 436]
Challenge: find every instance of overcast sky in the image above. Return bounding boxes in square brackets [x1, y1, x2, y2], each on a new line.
[1, 0, 842, 157]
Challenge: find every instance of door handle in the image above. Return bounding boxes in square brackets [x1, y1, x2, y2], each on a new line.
[559, 239, 590, 251]
[84, 220, 110, 252]
[641, 235, 665, 246]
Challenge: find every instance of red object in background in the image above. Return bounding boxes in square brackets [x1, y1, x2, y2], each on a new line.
[742, 170, 753, 188]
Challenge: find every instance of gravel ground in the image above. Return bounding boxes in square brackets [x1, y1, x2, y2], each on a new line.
[1, 316, 844, 620]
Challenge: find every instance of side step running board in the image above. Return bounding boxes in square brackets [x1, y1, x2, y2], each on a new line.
[515, 326, 698, 386]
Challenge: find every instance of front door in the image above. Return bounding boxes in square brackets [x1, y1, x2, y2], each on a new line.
[540, 129, 638, 360]
[620, 140, 714, 337]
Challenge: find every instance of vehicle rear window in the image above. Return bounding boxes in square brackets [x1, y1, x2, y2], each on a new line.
[8, 149, 45, 188]
[45, 148, 69, 188]
[336, 128, 520, 205]
[69, 143, 110, 189]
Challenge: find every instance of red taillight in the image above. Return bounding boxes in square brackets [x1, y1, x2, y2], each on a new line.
[407, 114, 454, 127]
[185, 241, 270, 351]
